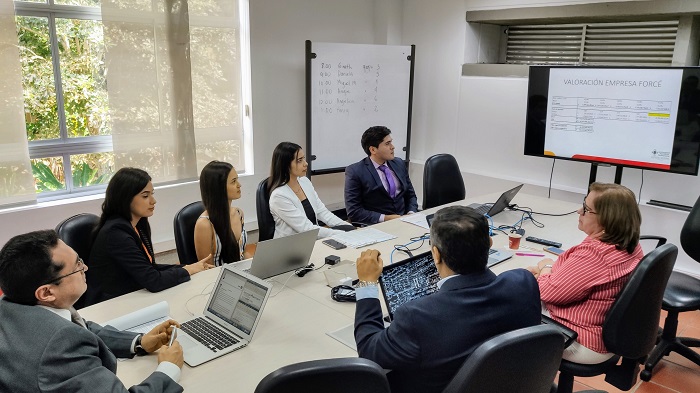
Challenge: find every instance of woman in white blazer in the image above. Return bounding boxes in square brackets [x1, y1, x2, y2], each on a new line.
[268, 142, 353, 239]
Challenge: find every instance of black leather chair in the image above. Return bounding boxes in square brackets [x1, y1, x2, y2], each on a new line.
[256, 177, 275, 242]
[254, 357, 390, 393]
[422, 153, 465, 210]
[642, 195, 700, 381]
[442, 324, 564, 393]
[55, 213, 100, 308]
[173, 201, 205, 265]
[554, 243, 678, 393]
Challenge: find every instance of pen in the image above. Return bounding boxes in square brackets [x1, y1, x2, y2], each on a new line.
[515, 252, 546, 257]
[169, 327, 178, 346]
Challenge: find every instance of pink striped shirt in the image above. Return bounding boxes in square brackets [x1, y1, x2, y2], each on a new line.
[538, 236, 643, 353]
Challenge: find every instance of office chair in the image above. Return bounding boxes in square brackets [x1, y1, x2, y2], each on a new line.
[422, 153, 465, 210]
[642, 195, 700, 381]
[553, 243, 678, 393]
[256, 177, 275, 242]
[442, 324, 564, 393]
[254, 357, 390, 393]
[173, 201, 205, 265]
[55, 213, 100, 308]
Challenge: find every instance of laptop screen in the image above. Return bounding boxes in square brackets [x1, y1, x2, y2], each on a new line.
[206, 268, 269, 335]
[379, 251, 440, 320]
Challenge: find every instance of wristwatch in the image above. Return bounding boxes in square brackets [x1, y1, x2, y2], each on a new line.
[541, 264, 554, 270]
[134, 334, 148, 356]
[356, 280, 379, 288]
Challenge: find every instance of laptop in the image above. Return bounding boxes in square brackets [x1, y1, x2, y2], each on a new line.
[378, 251, 440, 321]
[177, 265, 272, 367]
[425, 213, 514, 268]
[468, 184, 524, 217]
[232, 228, 319, 279]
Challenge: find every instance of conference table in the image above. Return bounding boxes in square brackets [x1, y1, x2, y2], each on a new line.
[80, 192, 585, 392]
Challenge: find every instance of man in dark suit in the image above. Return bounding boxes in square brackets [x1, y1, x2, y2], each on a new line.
[354, 206, 541, 393]
[0, 230, 184, 393]
[345, 126, 418, 225]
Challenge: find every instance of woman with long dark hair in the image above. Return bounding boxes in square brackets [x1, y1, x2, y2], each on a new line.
[88, 168, 213, 304]
[194, 161, 252, 265]
[269, 142, 353, 239]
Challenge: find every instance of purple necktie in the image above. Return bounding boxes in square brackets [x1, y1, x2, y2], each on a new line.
[378, 165, 397, 198]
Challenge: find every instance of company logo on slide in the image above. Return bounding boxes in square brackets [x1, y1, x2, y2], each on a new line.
[652, 150, 670, 158]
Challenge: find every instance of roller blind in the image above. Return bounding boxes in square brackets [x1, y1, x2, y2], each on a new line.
[506, 20, 678, 66]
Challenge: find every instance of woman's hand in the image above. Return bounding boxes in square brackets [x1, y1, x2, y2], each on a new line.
[183, 254, 214, 275]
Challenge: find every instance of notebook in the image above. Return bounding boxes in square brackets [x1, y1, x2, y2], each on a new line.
[177, 266, 272, 366]
[378, 251, 440, 321]
[424, 214, 514, 268]
[330, 227, 397, 248]
[232, 228, 319, 279]
[468, 184, 524, 217]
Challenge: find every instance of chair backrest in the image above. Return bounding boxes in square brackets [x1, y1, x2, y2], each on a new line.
[442, 324, 564, 393]
[603, 243, 678, 358]
[254, 357, 390, 393]
[422, 153, 465, 210]
[256, 177, 275, 242]
[55, 213, 100, 263]
[173, 201, 205, 265]
[680, 194, 700, 261]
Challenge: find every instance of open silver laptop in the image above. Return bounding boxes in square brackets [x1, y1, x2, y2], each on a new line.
[177, 265, 272, 367]
[233, 228, 319, 279]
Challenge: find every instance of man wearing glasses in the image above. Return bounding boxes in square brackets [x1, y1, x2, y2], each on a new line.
[0, 230, 184, 393]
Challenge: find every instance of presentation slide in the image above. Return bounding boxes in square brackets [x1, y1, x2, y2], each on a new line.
[544, 68, 684, 170]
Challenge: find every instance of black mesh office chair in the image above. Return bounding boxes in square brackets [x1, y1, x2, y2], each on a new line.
[422, 153, 465, 210]
[442, 324, 564, 393]
[55, 213, 100, 308]
[641, 195, 700, 381]
[256, 177, 276, 242]
[554, 243, 678, 393]
[254, 357, 390, 393]
[173, 201, 205, 265]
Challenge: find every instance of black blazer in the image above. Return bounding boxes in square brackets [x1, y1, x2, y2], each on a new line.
[354, 269, 541, 393]
[344, 157, 418, 225]
[87, 217, 189, 304]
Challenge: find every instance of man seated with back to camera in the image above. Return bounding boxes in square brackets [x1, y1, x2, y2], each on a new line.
[0, 230, 184, 393]
[353, 206, 541, 393]
[344, 126, 418, 225]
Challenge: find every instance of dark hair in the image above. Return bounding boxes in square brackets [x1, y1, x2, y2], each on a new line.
[269, 142, 303, 191]
[0, 230, 63, 305]
[200, 161, 241, 263]
[95, 167, 154, 256]
[588, 182, 641, 253]
[429, 206, 491, 274]
[361, 126, 392, 156]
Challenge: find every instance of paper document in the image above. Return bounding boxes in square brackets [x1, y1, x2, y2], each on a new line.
[331, 228, 397, 248]
[103, 301, 171, 333]
[400, 213, 430, 229]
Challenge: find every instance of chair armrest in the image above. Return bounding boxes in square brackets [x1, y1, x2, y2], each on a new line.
[541, 314, 578, 348]
[639, 235, 667, 249]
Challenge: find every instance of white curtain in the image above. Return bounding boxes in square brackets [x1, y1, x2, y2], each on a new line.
[101, 0, 245, 183]
[0, 1, 36, 206]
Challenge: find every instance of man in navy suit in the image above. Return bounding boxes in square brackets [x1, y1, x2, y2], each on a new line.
[344, 126, 418, 225]
[353, 206, 541, 393]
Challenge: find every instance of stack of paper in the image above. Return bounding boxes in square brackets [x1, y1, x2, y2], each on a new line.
[331, 228, 397, 248]
[103, 301, 171, 333]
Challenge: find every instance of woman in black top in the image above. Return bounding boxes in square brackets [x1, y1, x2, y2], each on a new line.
[87, 168, 213, 305]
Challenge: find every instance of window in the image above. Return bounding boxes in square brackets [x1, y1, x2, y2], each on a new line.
[506, 20, 679, 66]
[5, 0, 251, 202]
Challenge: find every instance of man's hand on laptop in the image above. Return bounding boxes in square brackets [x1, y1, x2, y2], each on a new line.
[158, 340, 184, 368]
[356, 249, 383, 282]
[142, 319, 181, 353]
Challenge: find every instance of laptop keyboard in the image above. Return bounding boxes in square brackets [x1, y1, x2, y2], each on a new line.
[473, 204, 491, 215]
[181, 317, 240, 352]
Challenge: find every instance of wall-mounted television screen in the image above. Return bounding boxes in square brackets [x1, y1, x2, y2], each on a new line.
[524, 66, 700, 176]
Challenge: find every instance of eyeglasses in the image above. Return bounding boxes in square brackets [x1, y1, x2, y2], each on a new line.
[582, 198, 597, 216]
[42, 257, 86, 285]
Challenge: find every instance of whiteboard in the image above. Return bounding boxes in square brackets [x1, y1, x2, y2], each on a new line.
[307, 41, 414, 173]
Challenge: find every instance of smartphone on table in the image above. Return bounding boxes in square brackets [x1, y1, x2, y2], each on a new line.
[543, 246, 565, 256]
[322, 239, 347, 250]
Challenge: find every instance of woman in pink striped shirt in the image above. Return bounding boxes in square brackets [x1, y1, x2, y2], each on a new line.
[527, 183, 643, 364]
